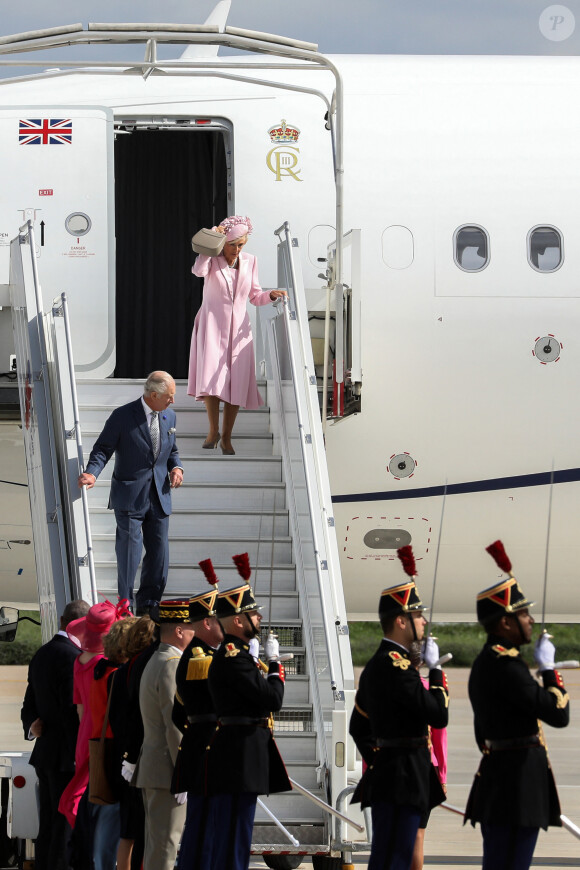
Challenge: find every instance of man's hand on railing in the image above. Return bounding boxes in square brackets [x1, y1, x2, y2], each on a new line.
[78, 472, 96, 490]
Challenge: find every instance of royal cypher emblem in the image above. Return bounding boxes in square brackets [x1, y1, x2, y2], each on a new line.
[225, 643, 239, 658]
[389, 650, 411, 670]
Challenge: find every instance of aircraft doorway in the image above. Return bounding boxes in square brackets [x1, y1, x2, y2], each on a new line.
[114, 127, 228, 378]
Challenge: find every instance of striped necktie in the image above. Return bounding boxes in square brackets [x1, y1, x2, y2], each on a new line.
[150, 411, 160, 459]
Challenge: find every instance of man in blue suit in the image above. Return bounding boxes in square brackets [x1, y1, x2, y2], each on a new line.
[78, 370, 183, 612]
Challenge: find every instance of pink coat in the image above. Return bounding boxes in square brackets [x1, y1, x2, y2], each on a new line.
[187, 252, 273, 409]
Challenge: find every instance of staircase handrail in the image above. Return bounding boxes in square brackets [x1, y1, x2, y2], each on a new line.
[53, 292, 98, 604]
[274, 222, 351, 669]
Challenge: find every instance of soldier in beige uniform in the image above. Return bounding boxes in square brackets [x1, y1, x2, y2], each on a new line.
[134, 600, 194, 870]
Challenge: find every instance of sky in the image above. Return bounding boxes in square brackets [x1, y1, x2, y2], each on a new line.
[0, 0, 579, 73]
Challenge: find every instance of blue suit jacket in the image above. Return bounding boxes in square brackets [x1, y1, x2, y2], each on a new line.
[85, 398, 181, 515]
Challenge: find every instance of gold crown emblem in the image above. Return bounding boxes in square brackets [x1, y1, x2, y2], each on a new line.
[268, 119, 300, 143]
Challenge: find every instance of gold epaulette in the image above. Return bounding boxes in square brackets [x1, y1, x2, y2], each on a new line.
[186, 647, 213, 681]
[491, 644, 519, 658]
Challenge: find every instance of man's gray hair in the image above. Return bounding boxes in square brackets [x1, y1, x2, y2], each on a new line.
[144, 371, 172, 395]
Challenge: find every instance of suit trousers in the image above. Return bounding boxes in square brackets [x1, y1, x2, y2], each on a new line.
[114, 486, 169, 608]
[34, 768, 73, 870]
[142, 787, 186, 870]
[369, 801, 422, 870]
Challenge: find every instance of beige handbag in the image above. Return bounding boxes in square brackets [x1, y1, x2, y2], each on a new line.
[191, 228, 226, 257]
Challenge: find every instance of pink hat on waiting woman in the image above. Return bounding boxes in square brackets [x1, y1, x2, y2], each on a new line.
[66, 599, 131, 653]
[219, 215, 253, 242]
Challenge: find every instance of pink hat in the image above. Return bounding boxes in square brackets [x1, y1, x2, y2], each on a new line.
[66, 599, 131, 653]
[219, 215, 253, 242]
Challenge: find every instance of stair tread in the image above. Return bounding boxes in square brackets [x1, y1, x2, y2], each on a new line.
[90, 506, 288, 516]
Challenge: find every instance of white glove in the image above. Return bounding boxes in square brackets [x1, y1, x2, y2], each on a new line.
[175, 792, 188, 805]
[121, 760, 136, 783]
[248, 638, 260, 662]
[422, 636, 441, 670]
[535, 634, 556, 671]
[263, 633, 280, 662]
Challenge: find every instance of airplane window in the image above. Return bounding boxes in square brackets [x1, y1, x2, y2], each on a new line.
[528, 226, 563, 272]
[454, 225, 489, 272]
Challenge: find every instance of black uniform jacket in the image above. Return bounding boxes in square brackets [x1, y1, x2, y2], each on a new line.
[21, 633, 81, 772]
[202, 634, 291, 796]
[349, 638, 449, 813]
[171, 638, 216, 793]
[465, 636, 569, 830]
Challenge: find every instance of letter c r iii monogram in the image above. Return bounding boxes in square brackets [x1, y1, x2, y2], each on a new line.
[266, 145, 303, 181]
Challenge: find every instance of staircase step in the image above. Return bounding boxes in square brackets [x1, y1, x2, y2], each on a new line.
[254, 791, 325, 824]
[280, 760, 320, 790]
[88, 481, 286, 510]
[83, 432, 273, 458]
[89, 508, 289, 538]
[79, 406, 271, 436]
[269, 731, 317, 763]
[83, 454, 282, 484]
[93, 561, 297, 590]
[279, 676, 310, 705]
[275, 704, 313, 733]
[76, 379, 267, 406]
[91, 535, 293, 563]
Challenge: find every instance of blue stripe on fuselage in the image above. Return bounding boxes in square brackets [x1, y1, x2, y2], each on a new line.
[331, 467, 580, 504]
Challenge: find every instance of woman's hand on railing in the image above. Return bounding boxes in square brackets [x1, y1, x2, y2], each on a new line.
[78, 472, 96, 490]
[269, 289, 288, 302]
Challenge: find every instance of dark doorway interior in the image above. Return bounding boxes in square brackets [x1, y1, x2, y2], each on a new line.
[114, 130, 227, 378]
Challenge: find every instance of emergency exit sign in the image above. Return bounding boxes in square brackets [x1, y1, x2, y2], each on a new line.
[38, 189, 53, 196]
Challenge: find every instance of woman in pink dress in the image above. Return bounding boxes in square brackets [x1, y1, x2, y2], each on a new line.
[187, 215, 287, 455]
[58, 601, 130, 833]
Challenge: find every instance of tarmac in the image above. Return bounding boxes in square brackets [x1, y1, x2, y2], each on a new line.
[1, 665, 579, 869]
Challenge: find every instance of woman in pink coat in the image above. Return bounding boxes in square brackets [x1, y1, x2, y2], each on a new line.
[187, 215, 287, 455]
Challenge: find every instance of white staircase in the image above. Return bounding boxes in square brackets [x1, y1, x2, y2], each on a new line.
[75, 376, 328, 840]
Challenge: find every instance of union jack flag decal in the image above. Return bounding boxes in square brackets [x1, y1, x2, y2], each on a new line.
[19, 118, 73, 145]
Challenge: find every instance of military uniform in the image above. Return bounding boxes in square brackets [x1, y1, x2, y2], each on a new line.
[203, 583, 290, 870]
[350, 576, 449, 870]
[465, 551, 570, 870]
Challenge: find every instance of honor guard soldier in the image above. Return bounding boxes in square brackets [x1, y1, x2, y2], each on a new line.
[203, 554, 291, 870]
[465, 541, 570, 870]
[172, 561, 223, 870]
[349, 546, 449, 870]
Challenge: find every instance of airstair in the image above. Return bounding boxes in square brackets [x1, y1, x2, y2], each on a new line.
[9, 221, 365, 866]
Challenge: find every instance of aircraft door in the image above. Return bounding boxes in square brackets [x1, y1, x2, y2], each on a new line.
[113, 128, 227, 378]
[0, 107, 115, 378]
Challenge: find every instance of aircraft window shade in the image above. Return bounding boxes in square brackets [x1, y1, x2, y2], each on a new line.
[382, 225, 414, 269]
[454, 225, 489, 272]
[528, 226, 563, 272]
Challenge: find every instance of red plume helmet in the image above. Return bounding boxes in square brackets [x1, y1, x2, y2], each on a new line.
[397, 545, 417, 578]
[485, 540, 513, 576]
[232, 552, 252, 581]
[198, 558, 219, 586]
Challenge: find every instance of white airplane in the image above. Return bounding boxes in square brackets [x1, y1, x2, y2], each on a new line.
[0, 1, 578, 625]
